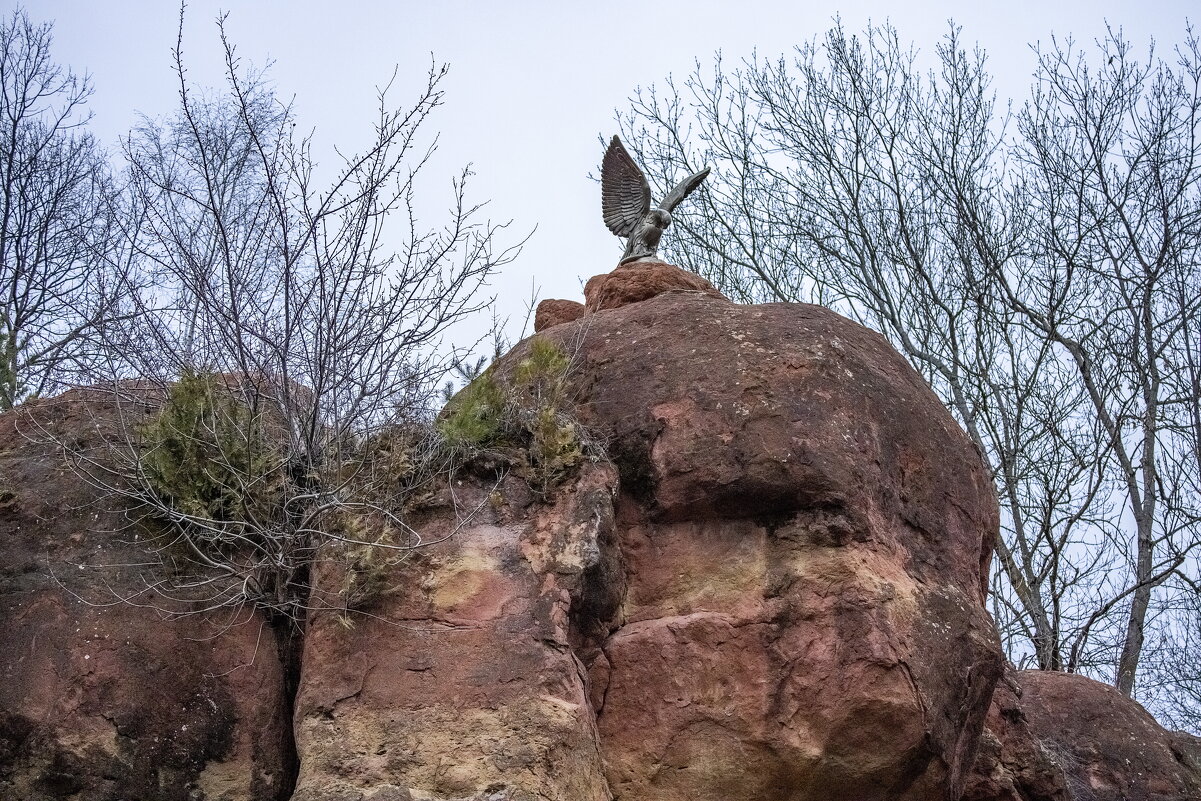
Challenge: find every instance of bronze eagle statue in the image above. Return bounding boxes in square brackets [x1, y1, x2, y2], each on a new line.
[601, 135, 710, 264]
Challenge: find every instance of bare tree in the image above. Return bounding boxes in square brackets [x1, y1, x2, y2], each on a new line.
[618, 20, 1201, 703]
[64, 10, 520, 624]
[1005, 28, 1201, 694]
[1141, 578, 1201, 732]
[0, 8, 136, 410]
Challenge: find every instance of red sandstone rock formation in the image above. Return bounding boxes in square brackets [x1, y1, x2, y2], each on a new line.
[3, 264, 1199, 801]
[582, 259, 726, 311]
[293, 264, 1003, 800]
[537, 282, 1003, 800]
[291, 464, 621, 801]
[534, 258, 725, 333]
[0, 388, 294, 801]
[533, 298, 585, 332]
[966, 669, 1201, 801]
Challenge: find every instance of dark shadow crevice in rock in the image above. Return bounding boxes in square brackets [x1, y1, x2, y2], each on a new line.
[273, 621, 304, 801]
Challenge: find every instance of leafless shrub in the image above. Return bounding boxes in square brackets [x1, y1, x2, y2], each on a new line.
[36, 7, 523, 627]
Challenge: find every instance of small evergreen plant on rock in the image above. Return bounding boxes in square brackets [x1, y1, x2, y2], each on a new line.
[439, 336, 594, 498]
[133, 370, 441, 620]
[139, 370, 288, 552]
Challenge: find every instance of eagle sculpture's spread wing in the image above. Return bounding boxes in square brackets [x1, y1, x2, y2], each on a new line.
[602, 136, 650, 237]
[659, 166, 711, 214]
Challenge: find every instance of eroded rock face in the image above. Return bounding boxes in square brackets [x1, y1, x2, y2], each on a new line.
[963, 669, 1072, 801]
[291, 465, 621, 801]
[533, 298, 585, 332]
[528, 288, 1004, 800]
[293, 264, 1005, 800]
[582, 259, 726, 312]
[534, 259, 725, 334]
[965, 669, 1201, 801]
[0, 389, 294, 801]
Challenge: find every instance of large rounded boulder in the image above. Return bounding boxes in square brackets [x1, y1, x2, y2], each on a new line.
[293, 264, 1004, 800]
[965, 669, 1201, 801]
[529, 277, 1003, 800]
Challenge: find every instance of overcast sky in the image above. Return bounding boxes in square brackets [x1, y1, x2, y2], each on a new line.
[16, 0, 1197, 346]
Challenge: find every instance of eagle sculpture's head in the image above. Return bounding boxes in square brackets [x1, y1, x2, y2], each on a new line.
[648, 208, 672, 229]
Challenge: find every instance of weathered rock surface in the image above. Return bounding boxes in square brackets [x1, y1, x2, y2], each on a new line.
[582, 258, 726, 311]
[965, 669, 1201, 801]
[963, 669, 1072, 801]
[293, 263, 1004, 800]
[4, 264, 1198, 801]
[534, 259, 724, 333]
[291, 464, 620, 801]
[0, 389, 294, 801]
[534, 282, 1003, 800]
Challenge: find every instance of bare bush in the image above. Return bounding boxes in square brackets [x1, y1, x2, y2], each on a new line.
[54, 9, 522, 625]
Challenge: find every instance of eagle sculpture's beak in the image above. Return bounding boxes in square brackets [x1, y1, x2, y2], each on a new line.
[651, 209, 672, 229]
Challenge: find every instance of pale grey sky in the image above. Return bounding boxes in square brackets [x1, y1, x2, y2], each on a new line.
[15, 0, 1197, 344]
